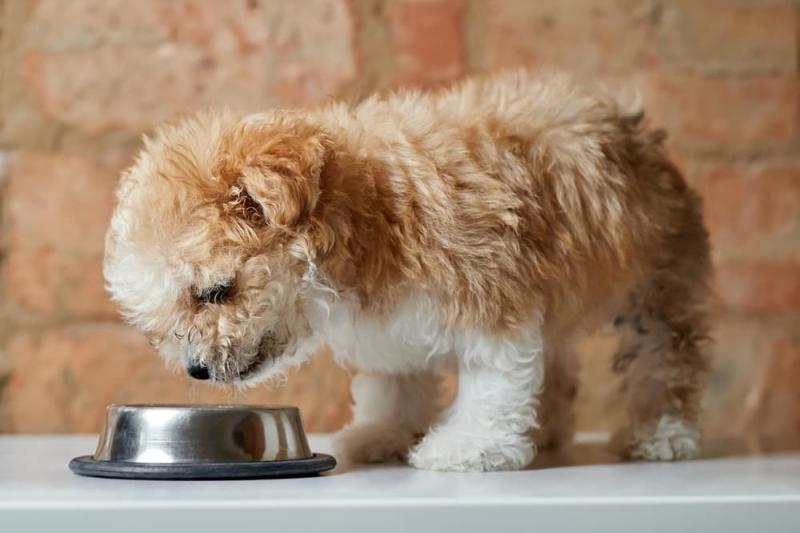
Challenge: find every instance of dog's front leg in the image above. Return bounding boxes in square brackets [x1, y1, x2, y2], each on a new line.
[334, 370, 439, 465]
[408, 325, 544, 472]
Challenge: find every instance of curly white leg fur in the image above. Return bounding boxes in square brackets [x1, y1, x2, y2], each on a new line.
[334, 371, 438, 465]
[409, 322, 544, 472]
[409, 423, 535, 472]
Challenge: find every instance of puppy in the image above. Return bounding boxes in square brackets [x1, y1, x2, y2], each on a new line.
[104, 71, 711, 472]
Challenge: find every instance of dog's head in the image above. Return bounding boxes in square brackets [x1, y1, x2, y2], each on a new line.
[104, 110, 334, 385]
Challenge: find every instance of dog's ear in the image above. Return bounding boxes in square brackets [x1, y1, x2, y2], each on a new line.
[224, 115, 332, 228]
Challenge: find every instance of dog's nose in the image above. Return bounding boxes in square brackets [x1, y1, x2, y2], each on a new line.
[186, 363, 210, 380]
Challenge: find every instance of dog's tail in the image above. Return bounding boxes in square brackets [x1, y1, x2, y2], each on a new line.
[608, 85, 669, 146]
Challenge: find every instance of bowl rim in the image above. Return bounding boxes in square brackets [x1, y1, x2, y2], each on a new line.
[106, 403, 300, 411]
[70, 453, 337, 480]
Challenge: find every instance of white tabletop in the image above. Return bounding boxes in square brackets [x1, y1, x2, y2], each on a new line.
[1, 434, 799, 533]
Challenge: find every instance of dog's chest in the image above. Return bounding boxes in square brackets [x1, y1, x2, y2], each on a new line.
[315, 293, 455, 372]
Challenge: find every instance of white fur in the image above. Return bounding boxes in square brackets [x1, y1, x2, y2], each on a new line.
[104, 222, 194, 335]
[409, 320, 544, 471]
[316, 291, 457, 373]
[304, 287, 545, 471]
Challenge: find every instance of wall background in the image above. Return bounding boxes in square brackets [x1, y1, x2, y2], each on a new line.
[0, 0, 798, 440]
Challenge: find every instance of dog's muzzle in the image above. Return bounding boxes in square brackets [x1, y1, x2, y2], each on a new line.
[186, 362, 210, 380]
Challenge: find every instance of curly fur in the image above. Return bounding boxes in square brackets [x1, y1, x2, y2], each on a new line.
[104, 71, 712, 471]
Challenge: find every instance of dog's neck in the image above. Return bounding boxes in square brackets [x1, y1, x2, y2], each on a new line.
[306, 121, 421, 314]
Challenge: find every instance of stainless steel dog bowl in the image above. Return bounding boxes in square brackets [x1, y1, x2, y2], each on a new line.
[69, 405, 336, 480]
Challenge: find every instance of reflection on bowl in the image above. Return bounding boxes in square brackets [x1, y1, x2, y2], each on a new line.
[94, 404, 312, 464]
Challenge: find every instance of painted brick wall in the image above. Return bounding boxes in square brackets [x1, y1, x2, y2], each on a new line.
[0, 0, 798, 439]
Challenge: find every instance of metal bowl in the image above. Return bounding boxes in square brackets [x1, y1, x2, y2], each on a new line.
[93, 404, 313, 464]
[70, 404, 335, 479]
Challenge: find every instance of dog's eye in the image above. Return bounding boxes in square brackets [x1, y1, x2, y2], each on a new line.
[196, 281, 233, 305]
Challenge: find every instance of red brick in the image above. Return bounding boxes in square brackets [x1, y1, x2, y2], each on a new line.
[758, 337, 800, 436]
[2, 325, 352, 433]
[3, 153, 126, 319]
[703, 316, 800, 437]
[700, 163, 800, 260]
[484, 0, 656, 74]
[656, 0, 797, 74]
[388, 0, 465, 88]
[14, 0, 356, 136]
[641, 74, 798, 145]
[714, 258, 800, 314]
[1, 0, 799, 442]
[3, 324, 159, 432]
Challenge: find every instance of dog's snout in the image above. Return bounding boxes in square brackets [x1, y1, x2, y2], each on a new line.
[187, 362, 210, 380]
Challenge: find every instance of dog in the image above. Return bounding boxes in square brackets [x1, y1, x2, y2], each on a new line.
[104, 71, 712, 472]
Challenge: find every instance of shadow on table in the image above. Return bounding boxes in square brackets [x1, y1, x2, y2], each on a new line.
[328, 433, 800, 474]
[529, 433, 800, 470]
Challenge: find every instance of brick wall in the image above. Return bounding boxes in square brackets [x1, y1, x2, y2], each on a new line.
[0, 0, 798, 439]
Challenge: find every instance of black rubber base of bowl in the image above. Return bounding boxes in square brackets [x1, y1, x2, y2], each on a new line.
[69, 453, 336, 480]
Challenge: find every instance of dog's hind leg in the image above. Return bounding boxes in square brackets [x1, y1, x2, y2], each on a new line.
[610, 245, 712, 461]
[334, 370, 440, 464]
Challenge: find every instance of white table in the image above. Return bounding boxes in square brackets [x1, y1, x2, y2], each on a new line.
[1, 434, 799, 532]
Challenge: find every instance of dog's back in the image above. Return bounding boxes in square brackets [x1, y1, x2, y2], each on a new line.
[315, 72, 709, 336]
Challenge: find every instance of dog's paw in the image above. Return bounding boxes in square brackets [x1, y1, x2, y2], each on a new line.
[618, 415, 701, 461]
[408, 427, 534, 472]
[333, 422, 419, 465]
